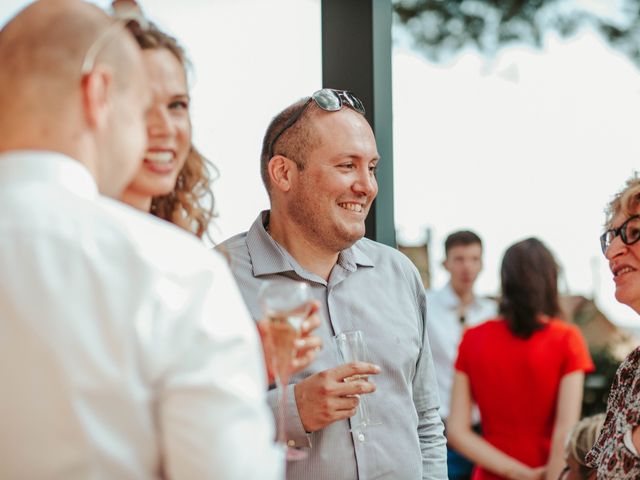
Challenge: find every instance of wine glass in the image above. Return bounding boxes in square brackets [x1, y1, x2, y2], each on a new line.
[333, 329, 381, 436]
[258, 280, 312, 461]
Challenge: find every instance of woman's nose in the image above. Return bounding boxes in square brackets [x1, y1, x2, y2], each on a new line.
[147, 106, 174, 137]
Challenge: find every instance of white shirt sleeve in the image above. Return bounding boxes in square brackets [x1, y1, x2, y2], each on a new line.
[157, 255, 284, 480]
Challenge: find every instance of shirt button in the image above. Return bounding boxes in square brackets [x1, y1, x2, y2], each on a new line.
[357, 432, 365, 442]
[287, 440, 296, 447]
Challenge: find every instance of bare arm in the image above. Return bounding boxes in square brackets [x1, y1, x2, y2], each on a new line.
[447, 372, 545, 480]
[544, 371, 584, 480]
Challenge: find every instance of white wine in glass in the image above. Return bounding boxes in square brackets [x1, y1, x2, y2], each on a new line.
[258, 280, 312, 461]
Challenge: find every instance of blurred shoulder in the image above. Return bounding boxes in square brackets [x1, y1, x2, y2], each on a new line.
[546, 317, 583, 337]
[425, 286, 443, 299]
[464, 318, 505, 337]
[97, 196, 225, 274]
[476, 295, 498, 310]
[425, 284, 454, 303]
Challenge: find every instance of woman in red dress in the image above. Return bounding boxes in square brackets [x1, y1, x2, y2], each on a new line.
[448, 238, 594, 480]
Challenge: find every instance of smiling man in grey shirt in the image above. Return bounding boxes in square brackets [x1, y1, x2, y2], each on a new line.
[219, 89, 447, 480]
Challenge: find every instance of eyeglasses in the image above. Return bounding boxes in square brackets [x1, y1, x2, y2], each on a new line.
[80, 8, 149, 76]
[600, 214, 640, 254]
[267, 88, 366, 159]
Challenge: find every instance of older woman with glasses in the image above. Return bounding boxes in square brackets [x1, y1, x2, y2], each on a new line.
[585, 175, 640, 479]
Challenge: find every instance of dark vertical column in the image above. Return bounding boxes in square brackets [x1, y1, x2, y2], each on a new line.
[321, 0, 396, 247]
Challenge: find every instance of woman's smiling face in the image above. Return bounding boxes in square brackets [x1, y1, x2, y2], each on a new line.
[124, 47, 191, 202]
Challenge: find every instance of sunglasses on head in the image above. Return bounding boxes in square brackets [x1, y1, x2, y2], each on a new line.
[600, 214, 640, 254]
[81, 3, 149, 76]
[267, 88, 366, 159]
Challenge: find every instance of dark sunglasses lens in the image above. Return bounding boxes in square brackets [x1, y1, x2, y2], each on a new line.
[623, 217, 640, 245]
[313, 89, 341, 111]
[344, 92, 365, 114]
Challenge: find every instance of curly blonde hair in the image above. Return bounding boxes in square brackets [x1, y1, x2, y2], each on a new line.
[127, 21, 216, 238]
[605, 173, 640, 228]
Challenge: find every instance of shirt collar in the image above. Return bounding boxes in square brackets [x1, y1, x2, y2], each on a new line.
[0, 150, 98, 200]
[440, 282, 482, 310]
[246, 211, 295, 277]
[246, 210, 375, 279]
[337, 239, 374, 271]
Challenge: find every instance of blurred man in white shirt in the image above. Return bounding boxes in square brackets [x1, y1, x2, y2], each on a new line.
[0, 1, 283, 479]
[427, 231, 497, 480]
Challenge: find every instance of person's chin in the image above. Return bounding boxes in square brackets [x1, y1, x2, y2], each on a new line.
[343, 225, 366, 244]
[144, 173, 178, 194]
[615, 287, 640, 311]
[143, 183, 176, 199]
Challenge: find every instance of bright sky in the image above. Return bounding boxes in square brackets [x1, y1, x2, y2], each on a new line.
[3, 1, 640, 327]
[394, 30, 640, 328]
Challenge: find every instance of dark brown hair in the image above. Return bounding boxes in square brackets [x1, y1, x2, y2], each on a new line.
[499, 237, 561, 339]
[127, 21, 216, 238]
[444, 230, 482, 255]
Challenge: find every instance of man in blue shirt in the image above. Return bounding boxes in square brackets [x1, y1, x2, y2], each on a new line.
[220, 89, 447, 480]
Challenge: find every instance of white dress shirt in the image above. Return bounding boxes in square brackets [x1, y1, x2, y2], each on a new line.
[426, 283, 497, 421]
[0, 151, 283, 480]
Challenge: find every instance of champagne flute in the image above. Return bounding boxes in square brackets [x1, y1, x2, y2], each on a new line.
[333, 329, 381, 435]
[258, 280, 312, 461]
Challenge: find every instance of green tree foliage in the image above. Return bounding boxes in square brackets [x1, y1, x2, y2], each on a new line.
[394, 0, 640, 67]
[583, 348, 620, 416]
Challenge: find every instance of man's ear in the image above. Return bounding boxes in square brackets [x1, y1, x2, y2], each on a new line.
[268, 154, 296, 192]
[81, 66, 113, 130]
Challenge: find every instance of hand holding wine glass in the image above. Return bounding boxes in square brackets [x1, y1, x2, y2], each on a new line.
[257, 280, 317, 461]
[334, 330, 382, 434]
[293, 361, 380, 432]
[257, 302, 322, 385]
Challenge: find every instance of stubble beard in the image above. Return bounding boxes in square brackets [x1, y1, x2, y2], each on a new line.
[286, 189, 364, 254]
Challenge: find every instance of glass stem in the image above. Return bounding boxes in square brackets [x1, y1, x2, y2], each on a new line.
[357, 394, 371, 429]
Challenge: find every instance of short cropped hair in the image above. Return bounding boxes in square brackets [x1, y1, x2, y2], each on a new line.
[259, 99, 322, 194]
[444, 230, 482, 256]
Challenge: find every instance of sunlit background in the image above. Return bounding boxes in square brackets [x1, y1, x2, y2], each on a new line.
[3, 0, 640, 330]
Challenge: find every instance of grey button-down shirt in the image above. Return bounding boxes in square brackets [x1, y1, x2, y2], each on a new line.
[218, 211, 447, 480]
